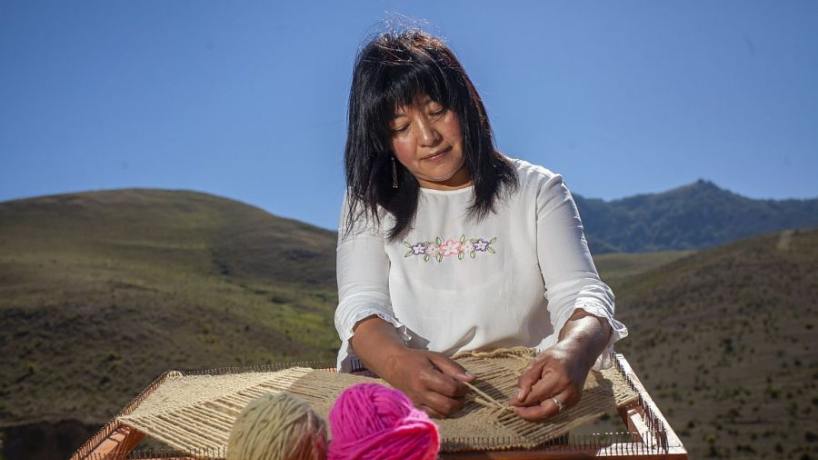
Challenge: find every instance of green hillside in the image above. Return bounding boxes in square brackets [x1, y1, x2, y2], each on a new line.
[0, 189, 340, 427]
[593, 250, 693, 285]
[2, 189, 816, 460]
[611, 228, 818, 459]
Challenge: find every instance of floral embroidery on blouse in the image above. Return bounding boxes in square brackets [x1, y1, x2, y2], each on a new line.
[403, 235, 497, 262]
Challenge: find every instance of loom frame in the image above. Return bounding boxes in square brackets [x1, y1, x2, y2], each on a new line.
[69, 354, 688, 459]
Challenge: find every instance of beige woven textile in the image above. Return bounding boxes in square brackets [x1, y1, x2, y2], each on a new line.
[118, 349, 637, 456]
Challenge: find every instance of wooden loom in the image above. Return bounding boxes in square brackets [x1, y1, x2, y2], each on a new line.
[70, 353, 687, 459]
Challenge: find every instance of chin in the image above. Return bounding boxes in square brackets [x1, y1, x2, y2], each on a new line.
[422, 170, 459, 183]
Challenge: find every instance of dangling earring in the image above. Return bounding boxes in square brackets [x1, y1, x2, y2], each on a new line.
[391, 155, 399, 189]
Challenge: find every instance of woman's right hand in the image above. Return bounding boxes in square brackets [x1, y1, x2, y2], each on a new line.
[381, 348, 475, 418]
[349, 316, 475, 417]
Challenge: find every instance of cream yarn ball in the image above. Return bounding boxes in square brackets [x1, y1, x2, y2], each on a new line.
[227, 392, 327, 460]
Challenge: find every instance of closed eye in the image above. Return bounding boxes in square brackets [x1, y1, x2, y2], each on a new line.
[428, 103, 447, 116]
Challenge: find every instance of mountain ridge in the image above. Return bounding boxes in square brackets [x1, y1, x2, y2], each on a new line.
[4, 178, 816, 256]
[572, 179, 818, 253]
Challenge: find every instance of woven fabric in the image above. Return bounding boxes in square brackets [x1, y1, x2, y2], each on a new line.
[118, 349, 637, 456]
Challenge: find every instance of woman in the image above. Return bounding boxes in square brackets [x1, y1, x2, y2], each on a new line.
[334, 29, 627, 421]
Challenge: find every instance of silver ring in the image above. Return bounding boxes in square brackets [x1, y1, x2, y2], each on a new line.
[551, 397, 565, 413]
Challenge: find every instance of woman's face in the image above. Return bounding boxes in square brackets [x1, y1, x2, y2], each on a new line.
[389, 94, 471, 190]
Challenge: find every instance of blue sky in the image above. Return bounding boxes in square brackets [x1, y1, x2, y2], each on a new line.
[1, 1, 816, 230]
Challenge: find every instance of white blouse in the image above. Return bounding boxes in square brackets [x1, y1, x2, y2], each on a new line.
[334, 157, 627, 372]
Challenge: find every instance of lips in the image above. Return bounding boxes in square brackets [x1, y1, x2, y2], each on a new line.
[421, 146, 452, 161]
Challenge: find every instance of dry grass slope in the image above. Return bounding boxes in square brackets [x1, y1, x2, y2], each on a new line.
[1, 189, 816, 460]
[0, 189, 340, 427]
[612, 229, 818, 459]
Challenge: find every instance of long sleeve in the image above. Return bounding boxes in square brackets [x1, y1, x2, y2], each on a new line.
[534, 173, 628, 369]
[334, 193, 405, 371]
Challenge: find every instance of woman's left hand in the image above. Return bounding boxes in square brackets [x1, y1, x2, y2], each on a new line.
[510, 342, 593, 421]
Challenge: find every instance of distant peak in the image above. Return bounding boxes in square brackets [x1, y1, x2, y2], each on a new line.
[678, 179, 726, 194]
[694, 178, 718, 188]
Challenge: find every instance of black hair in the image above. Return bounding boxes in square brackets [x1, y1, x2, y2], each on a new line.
[343, 28, 518, 241]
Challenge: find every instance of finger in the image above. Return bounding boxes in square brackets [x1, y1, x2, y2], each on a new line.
[514, 360, 545, 403]
[514, 363, 560, 407]
[513, 390, 570, 421]
[513, 402, 552, 421]
[418, 404, 445, 419]
[420, 364, 470, 398]
[518, 370, 561, 407]
[428, 354, 475, 382]
[561, 384, 583, 408]
[422, 391, 464, 417]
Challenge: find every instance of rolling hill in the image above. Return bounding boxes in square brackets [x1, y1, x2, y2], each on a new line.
[0, 189, 340, 430]
[610, 228, 818, 459]
[1, 188, 816, 460]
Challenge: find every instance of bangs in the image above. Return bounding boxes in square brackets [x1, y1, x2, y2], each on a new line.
[365, 51, 460, 142]
[381, 60, 451, 113]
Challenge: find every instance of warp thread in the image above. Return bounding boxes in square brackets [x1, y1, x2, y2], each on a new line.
[227, 392, 328, 460]
[328, 383, 440, 460]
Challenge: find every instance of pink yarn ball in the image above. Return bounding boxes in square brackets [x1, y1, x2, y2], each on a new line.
[328, 383, 440, 460]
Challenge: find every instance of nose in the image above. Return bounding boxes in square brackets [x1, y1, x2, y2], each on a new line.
[416, 114, 440, 147]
